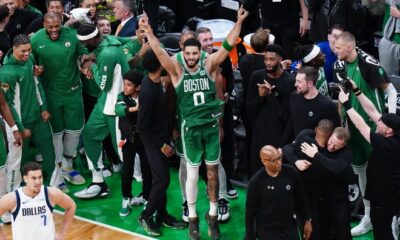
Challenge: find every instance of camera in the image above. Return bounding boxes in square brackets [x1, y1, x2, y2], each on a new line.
[330, 61, 353, 93]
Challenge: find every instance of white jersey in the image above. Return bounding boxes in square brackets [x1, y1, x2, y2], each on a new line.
[11, 186, 55, 240]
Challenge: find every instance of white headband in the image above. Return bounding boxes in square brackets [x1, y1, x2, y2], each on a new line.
[302, 45, 321, 63]
[77, 27, 99, 41]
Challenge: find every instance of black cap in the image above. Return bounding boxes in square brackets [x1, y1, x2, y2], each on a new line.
[381, 113, 400, 134]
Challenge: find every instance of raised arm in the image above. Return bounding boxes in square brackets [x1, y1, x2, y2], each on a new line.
[139, 15, 182, 83]
[207, 6, 248, 73]
[0, 192, 17, 240]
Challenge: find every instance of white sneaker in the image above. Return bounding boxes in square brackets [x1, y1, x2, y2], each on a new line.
[102, 169, 112, 178]
[217, 198, 230, 222]
[1, 212, 11, 224]
[393, 216, 400, 240]
[74, 182, 110, 199]
[130, 194, 146, 206]
[351, 215, 372, 236]
[62, 168, 86, 185]
[119, 198, 131, 216]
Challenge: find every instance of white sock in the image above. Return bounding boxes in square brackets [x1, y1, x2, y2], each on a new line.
[209, 201, 218, 217]
[188, 202, 197, 218]
[92, 170, 104, 183]
[179, 156, 187, 202]
[62, 157, 73, 170]
[53, 132, 64, 164]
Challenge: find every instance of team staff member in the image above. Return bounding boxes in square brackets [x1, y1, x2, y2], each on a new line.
[140, 7, 248, 239]
[0, 162, 76, 240]
[30, 12, 87, 189]
[0, 34, 56, 199]
[245, 145, 312, 240]
[300, 127, 355, 240]
[74, 23, 129, 199]
[338, 83, 400, 240]
[334, 31, 398, 237]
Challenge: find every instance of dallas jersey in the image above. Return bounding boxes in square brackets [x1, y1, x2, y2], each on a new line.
[12, 186, 55, 240]
[175, 51, 224, 127]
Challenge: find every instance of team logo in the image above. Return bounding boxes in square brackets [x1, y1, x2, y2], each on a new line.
[199, 70, 205, 76]
[309, 111, 313, 117]
[65, 42, 71, 48]
[16, 24, 21, 29]
[286, 185, 291, 190]
[1, 83, 9, 92]
[123, 48, 129, 55]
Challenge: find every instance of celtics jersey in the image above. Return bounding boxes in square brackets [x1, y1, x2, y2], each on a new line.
[175, 51, 224, 127]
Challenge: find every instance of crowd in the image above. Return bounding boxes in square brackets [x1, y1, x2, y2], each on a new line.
[0, 0, 399, 240]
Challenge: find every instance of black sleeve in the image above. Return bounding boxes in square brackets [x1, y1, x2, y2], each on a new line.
[138, 93, 164, 149]
[292, 169, 311, 221]
[25, 17, 43, 35]
[23, 8, 41, 22]
[220, 57, 234, 94]
[327, 101, 341, 127]
[245, 175, 259, 240]
[283, 143, 299, 166]
[246, 70, 265, 121]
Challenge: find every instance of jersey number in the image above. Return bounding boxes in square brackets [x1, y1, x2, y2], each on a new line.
[41, 215, 47, 226]
[193, 92, 205, 106]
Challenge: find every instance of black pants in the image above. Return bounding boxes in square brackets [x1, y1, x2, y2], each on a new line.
[258, 221, 299, 240]
[141, 144, 169, 218]
[371, 201, 399, 240]
[221, 102, 235, 189]
[319, 198, 351, 240]
[121, 140, 152, 200]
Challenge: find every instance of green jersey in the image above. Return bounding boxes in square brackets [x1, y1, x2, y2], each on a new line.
[175, 51, 224, 127]
[0, 53, 47, 131]
[316, 67, 328, 96]
[30, 27, 87, 95]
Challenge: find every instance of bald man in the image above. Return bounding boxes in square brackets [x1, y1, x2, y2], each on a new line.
[245, 145, 312, 240]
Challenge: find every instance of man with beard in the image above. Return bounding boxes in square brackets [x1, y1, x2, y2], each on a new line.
[283, 66, 340, 144]
[140, 7, 248, 239]
[74, 23, 129, 199]
[25, 0, 65, 35]
[246, 44, 295, 176]
[30, 12, 87, 192]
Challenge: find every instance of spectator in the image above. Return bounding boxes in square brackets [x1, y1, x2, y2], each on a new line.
[245, 145, 312, 240]
[317, 24, 344, 84]
[113, 0, 136, 37]
[0, 4, 10, 64]
[96, 16, 111, 35]
[122, 23, 151, 72]
[243, 0, 309, 58]
[334, 31, 397, 237]
[1, 0, 40, 39]
[338, 82, 400, 240]
[246, 44, 294, 176]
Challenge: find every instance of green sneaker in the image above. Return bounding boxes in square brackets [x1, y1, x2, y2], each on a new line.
[119, 198, 131, 216]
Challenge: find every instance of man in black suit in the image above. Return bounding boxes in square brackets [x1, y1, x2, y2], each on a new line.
[113, 0, 136, 37]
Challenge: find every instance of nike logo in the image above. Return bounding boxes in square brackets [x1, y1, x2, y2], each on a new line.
[39, 45, 46, 49]
[211, 113, 222, 118]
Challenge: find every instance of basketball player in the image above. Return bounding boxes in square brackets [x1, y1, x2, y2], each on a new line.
[140, 6, 248, 239]
[0, 162, 76, 240]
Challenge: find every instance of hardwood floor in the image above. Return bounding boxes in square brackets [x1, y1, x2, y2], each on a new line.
[0, 212, 148, 240]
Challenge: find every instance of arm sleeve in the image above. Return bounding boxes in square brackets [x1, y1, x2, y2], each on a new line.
[283, 143, 299, 165]
[115, 93, 127, 117]
[314, 149, 352, 175]
[246, 71, 265, 121]
[90, 51, 116, 92]
[293, 169, 311, 221]
[245, 177, 258, 240]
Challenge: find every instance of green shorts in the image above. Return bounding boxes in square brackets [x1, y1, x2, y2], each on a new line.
[0, 131, 6, 168]
[46, 89, 85, 134]
[181, 120, 220, 167]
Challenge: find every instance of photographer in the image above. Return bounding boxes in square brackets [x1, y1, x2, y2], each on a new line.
[338, 83, 400, 240]
[334, 31, 398, 237]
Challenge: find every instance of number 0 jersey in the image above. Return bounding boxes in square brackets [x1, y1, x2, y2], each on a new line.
[12, 186, 55, 240]
[175, 51, 224, 127]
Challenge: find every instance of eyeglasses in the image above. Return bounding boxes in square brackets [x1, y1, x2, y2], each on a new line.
[264, 154, 283, 164]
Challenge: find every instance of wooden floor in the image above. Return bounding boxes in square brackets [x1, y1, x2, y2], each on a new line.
[1, 212, 147, 240]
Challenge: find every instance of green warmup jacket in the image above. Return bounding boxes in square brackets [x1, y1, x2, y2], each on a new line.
[90, 35, 130, 115]
[30, 26, 87, 95]
[0, 52, 47, 131]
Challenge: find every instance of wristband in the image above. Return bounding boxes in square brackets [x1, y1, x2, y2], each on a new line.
[355, 90, 361, 96]
[352, 87, 360, 93]
[11, 125, 18, 131]
[343, 101, 352, 111]
[222, 40, 233, 52]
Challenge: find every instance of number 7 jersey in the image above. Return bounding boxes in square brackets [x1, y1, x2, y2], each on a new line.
[175, 51, 224, 127]
[12, 186, 55, 240]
